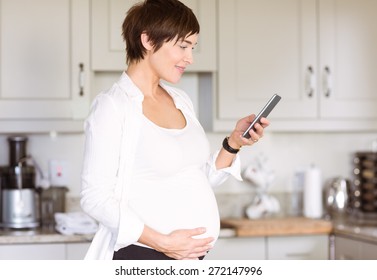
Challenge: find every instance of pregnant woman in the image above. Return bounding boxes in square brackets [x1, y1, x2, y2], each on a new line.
[80, 0, 269, 260]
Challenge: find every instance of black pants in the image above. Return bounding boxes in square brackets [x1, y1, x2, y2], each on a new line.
[113, 244, 205, 260]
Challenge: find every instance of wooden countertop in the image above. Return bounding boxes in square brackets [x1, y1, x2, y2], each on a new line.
[221, 217, 333, 237]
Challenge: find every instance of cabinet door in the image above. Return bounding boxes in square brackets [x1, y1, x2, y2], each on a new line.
[217, 0, 317, 122]
[0, 244, 65, 260]
[91, 0, 216, 72]
[334, 235, 361, 259]
[319, 0, 377, 119]
[205, 237, 265, 260]
[359, 239, 377, 260]
[66, 242, 91, 260]
[267, 235, 329, 260]
[335, 235, 377, 260]
[0, 0, 90, 132]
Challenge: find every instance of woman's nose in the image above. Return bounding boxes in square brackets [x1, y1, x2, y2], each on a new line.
[184, 49, 194, 65]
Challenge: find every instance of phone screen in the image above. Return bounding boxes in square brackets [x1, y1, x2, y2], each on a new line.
[242, 94, 281, 138]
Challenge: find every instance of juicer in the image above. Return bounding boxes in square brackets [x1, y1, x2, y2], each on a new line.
[0, 136, 40, 229]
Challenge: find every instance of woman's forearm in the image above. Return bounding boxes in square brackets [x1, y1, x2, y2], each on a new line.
[215, 133, 241, 169]
[215, 117, 269, 170]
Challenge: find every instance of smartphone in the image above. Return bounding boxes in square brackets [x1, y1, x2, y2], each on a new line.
[242, 94, 281, 139]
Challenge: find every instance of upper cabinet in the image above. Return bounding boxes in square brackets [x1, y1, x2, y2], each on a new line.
[318, 0, 377, 120]
[0, 0, 90, 133]
[91, 0, 217, 72]
[215, 0, 377, 132]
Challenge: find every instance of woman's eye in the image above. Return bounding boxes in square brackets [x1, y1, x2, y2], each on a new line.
[180, 45, 188, 49]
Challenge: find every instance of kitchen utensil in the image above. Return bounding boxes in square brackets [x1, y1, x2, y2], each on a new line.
[40, 186, 68, 227]
[1, 189, 40, 228]
[8, 136, 27, 167]
[325, 177, 350, 217]
[303, 165, 323, 218]
[245, 193, 280, 219]
[0, 136, 40, 229]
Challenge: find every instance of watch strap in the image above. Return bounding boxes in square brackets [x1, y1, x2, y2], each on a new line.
[222, 137, 240, 154]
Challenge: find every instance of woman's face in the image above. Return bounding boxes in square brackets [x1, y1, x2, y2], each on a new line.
[149, 33, 198, 84]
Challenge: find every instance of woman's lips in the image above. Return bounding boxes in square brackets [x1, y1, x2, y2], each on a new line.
[176, 66, 186, 73]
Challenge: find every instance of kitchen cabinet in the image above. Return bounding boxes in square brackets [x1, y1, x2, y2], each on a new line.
[335, 235, 377, 260]
[206, 234, 329, 260]
[0, 242, 90, 260]
[91, 0, 216, 72]
[0, 243, 66, 260]
[66, 242, 91, 260]
[206, 237, 265, 260]
[215, 0, 377, 132]
[0, 0, 90, 133]
[267, 235, 329, 260]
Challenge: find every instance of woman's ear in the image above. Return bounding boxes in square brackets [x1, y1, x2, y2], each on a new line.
[141, 33, 153, 50]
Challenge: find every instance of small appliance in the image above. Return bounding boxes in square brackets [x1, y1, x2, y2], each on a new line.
[0, 136, 40, 229]
[325, 176, 350, 217]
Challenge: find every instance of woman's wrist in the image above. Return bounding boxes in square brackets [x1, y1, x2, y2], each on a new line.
[222, 137, 240, 154]
[139, 225, 168, 253]
[227, 133, 242, 150]
[154, 234, 170, 253]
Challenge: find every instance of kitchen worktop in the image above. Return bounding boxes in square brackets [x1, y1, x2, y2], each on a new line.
[0, 227, 93, 245]
[0, 216, 330, 245]
[1, 216, 377, 245]
[332, 220, 377, 244]
[221, 217, 333, 237]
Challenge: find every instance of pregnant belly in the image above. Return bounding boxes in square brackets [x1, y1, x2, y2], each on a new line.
[129, 171, 220, 243]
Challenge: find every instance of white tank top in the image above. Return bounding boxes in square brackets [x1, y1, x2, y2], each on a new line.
[128, 109, 220, 246]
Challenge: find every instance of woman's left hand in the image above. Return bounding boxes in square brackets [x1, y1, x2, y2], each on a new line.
[227, 115, 270, 149]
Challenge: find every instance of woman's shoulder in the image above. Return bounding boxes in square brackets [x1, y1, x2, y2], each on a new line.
[92, 73, 142, 113]
[88, 84, 130, 125]
[95, 72, 143, 103]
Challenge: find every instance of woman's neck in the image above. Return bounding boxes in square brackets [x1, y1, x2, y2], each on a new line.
[126, 62, 160, 98]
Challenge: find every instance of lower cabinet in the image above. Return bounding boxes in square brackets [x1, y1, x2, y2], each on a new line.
[0, 242, 90, 260]
[267, 235, 329, 260]
[0, 243, 66, 260]
[206, 237, 265, 260]
[335, 235, 377, 260]
[206, 235, 329, 260]
[66, 242, 91, 260]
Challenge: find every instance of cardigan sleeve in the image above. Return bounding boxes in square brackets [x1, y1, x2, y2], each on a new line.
[80, 93, 144, 244]
[205, 150, 243, 187]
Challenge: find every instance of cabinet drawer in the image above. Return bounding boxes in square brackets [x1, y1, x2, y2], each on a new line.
[267, 235, 329, 260]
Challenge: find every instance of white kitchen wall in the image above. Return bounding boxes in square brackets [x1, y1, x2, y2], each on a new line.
[1, 72, 376, 201]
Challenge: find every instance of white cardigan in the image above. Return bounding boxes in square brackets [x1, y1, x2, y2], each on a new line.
[80, 72, 242, 260]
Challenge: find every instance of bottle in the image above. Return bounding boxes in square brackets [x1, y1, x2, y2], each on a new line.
[290, 167, 305, 216]
[303, 164, 323, 218]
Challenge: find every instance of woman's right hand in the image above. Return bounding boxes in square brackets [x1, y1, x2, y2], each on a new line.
[139, 226, 214, 260]
[159, 228, 214, 260]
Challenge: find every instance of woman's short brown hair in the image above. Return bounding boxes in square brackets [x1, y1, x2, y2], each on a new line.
[122, 0, 200, 64]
